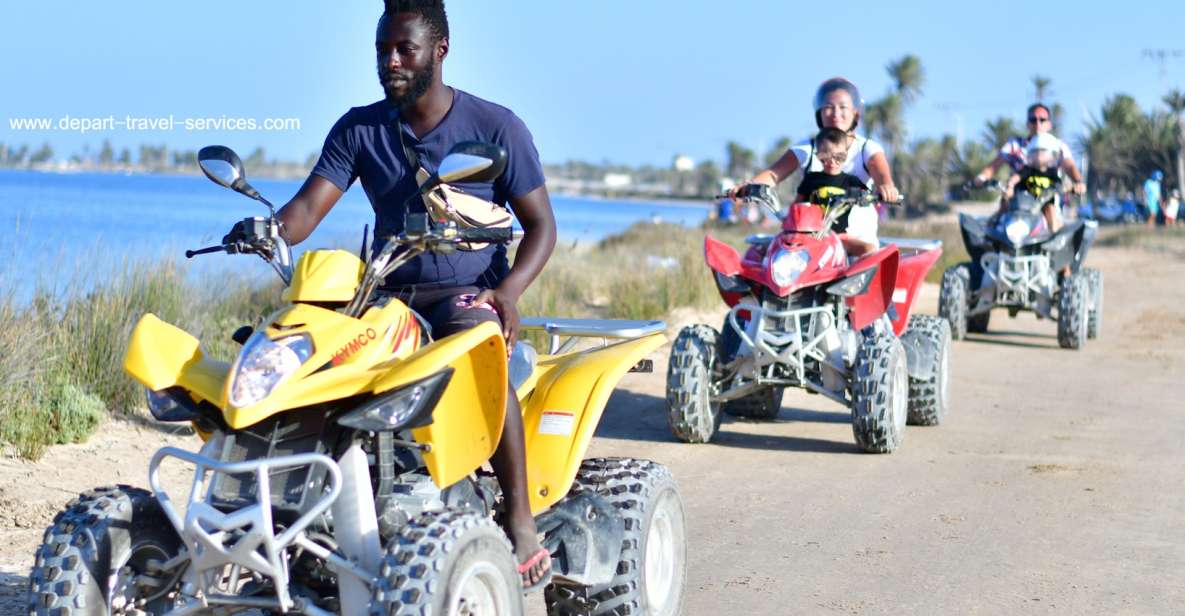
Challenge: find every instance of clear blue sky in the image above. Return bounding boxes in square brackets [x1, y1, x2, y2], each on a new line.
[1, 0, 1182, 167]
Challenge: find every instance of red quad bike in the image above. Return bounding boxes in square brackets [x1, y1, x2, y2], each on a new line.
[666, 185, 952, 453]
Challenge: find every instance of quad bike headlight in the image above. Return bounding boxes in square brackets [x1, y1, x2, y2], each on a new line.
[771, 248, 811, 288]
[827, 267, 877, 297]
[228, 333, 314, 408]
[336, 369, 453, 432]
[1005, 219, 1031, 244]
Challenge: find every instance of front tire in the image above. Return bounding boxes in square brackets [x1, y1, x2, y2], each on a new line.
[903, 315, 953, 426]
[544, 458, 686, 616]
[938, 265, 970, 340]
[1057, 274, 1088, 350]
[851, 334, 910, 453]
[28, 485, 182, 616]
[1085, 268, 1103, 339]
[665, 325, 722, 443]
[372, 510, 523, 616]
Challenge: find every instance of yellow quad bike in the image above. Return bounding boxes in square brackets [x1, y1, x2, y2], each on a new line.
[27, 144, 687, 616]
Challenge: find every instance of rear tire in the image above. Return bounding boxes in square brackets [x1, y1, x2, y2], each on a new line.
[372, 510, 523, 616]
[28, 485, 182, 616]
[544, 458, 686, 616]
[1085, 268, 1103, 339]
[903, 316, 952, 426]
[938, 265, 970, 340]
[850, 334, 909, 453]
[665, 325, 722, 443]
[1057, 274, 1088, 350]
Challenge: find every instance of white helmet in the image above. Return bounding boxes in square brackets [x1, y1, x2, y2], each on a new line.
[1026, 133, 1061, 155]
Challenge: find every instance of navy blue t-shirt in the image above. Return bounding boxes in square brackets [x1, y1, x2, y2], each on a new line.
[311, 88, 546, 289]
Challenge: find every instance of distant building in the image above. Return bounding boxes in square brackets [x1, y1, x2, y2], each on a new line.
[673, 155, 695, 172]
[603, 173, 633, 190]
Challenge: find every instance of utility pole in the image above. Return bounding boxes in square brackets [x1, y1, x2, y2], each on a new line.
[1142, 48, 1185, 91]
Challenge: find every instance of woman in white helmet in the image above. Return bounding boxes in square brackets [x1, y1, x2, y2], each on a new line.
[739, 78, 900, 255]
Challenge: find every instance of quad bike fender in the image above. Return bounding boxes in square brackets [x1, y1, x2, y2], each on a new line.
[371, 321, 508, 489]
[704, 234, 742, 276]
[123, 313, 229, 406]
[521, 333, 666, 513]
[1047, 219, 1095, 274]
[958, 213, 990, 263]
[705, 235, 752, 307]
[845, 246, 899, 332]
[887, 245, 943, 336]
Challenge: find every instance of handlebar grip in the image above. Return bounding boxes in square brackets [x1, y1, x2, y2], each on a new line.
[458, 226, 515, 243]
[185, 245, 226, 259]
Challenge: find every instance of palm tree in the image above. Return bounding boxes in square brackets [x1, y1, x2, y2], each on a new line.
[982, 117, 1020, 149]
[725, 141, 756, 180]
[886, 55, 925, 104]
[1032, 75, 1053, 102]
[1164, 89, 1185, 193]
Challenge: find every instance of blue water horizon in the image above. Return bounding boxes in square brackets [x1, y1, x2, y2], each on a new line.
[0, 169, 708, 296]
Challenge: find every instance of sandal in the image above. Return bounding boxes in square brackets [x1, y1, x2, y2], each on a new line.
[517, 547, 553, 593]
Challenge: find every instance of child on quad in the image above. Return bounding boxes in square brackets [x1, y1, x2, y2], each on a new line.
[1001, 132, 1068, 234]
[795, 127, 881, 256]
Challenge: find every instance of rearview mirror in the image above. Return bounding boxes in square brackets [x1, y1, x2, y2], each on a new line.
[437, 141, 507, 184]
[198, 145, 271, 211]
[198, 146, 247, 190]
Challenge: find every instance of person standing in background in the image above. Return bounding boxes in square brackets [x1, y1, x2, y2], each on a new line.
[1143, 170, 1164, 227]
[1166, 188, 1180, 226]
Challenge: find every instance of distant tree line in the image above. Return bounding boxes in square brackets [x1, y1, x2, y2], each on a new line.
[0, 139, 320, 180]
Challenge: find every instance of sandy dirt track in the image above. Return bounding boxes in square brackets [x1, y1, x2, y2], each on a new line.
[2, 242, 1183, 615]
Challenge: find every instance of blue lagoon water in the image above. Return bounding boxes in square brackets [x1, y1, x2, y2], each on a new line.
[0, 170, 707, 293]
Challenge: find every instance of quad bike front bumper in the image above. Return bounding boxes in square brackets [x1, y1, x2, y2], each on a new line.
[147, 439, 379, 615]
[717, 301, 856, 406]
[976, 252, 1056, 318]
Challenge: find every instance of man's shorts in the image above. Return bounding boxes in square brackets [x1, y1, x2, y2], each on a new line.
[388, 285, 501, 340]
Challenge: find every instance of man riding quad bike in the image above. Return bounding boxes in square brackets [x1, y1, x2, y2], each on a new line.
[26, 145, 688, 616]
[666, 184, 952, 453]
[940, 155, 1102, 350]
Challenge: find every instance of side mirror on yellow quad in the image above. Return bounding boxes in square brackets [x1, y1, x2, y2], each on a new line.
[198, 145, 277, 216]
[418, 141, 508, 195]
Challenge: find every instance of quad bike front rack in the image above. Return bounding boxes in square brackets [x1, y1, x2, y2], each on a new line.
[979, 253, 1055, 318]
[148, 441, 371, 616]
[718, 302, 852, 406]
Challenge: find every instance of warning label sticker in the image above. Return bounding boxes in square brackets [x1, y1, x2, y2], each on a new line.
[538, 411, 575, 436]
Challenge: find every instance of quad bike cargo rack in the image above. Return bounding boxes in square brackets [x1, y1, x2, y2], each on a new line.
[521, 317, 666, 354]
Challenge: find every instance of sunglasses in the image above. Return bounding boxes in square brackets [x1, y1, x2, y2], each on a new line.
[1028, 116, 1050, 124]
[818, 152, 847, 164]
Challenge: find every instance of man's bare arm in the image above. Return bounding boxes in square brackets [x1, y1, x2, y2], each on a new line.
[471, 184, 556, 348]
[276, 175, 345, 245]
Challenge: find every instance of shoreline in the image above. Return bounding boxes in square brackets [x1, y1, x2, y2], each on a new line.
[0, 167, 716, 207]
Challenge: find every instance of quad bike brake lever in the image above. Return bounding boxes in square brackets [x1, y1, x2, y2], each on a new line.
[185, 245, 226, 258]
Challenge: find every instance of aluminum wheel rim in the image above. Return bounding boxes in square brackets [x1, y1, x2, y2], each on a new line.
[107, 543, 170, 615]
[450, 561, 512, 616]
[644, 493, 679, 612]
